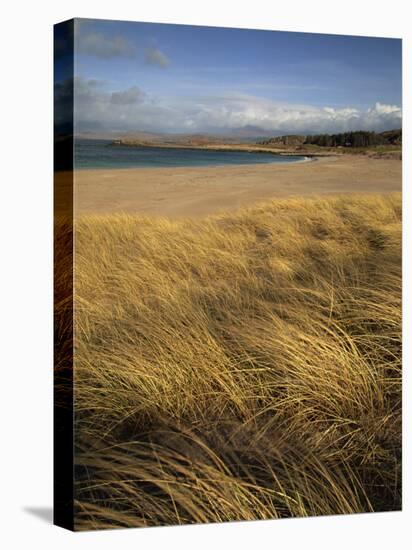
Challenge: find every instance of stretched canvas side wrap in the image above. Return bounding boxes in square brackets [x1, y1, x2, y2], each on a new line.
[54, 18, 402, 531]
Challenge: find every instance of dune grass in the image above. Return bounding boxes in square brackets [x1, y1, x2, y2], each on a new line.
[70, 193, 401, 530]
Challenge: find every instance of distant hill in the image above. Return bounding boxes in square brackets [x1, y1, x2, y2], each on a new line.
[77, 130, 257, 145]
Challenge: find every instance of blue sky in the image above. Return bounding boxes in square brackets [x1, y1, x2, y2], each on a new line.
[60, 18, 402, 135]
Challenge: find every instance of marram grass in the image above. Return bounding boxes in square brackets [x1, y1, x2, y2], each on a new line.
[66, 193, 401, 529]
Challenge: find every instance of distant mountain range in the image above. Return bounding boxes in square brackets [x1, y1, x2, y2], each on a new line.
[76, 127, 274, 143]
[77, 128, 402, 148]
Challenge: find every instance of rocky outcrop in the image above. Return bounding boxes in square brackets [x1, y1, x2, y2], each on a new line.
[260, 135, 306, 147]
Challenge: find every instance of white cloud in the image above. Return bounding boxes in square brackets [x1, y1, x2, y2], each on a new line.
[110, 86, 145, 105]
[67, 77, 402, 135]
[75, 20, 136, 59]
[373, 102, 400, 115]
[144, 47, 170, 68]
[74, 22, 170, 67]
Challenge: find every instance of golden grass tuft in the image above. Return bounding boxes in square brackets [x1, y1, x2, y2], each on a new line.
[69, 193, 401, 530]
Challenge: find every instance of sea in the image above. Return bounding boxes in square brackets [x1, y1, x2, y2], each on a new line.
[74, 139, 307, 169]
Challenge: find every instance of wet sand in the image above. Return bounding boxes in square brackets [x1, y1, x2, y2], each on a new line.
[73, 156, 401, 218]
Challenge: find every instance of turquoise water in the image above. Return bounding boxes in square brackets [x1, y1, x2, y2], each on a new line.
[75, 139, 306, 169]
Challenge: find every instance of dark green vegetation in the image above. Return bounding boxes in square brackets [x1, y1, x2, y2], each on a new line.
[261, 129, 401, 148]
[304, 129, 402, 148]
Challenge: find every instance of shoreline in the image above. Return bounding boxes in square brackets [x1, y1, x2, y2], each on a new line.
[106, 139, 340, 158]
[71, 155, 401, 219]
[74, 155, 314, 172]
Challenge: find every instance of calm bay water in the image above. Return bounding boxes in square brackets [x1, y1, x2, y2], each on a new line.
[75, 139, 306, 169]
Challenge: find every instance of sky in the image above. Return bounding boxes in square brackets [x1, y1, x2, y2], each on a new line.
[55, 18, 402, 136]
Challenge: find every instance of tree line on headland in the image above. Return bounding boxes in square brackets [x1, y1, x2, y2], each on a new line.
[260, 129, 402, 148]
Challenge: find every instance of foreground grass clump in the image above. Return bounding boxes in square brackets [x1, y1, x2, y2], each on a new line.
[72, 193, 401, 530]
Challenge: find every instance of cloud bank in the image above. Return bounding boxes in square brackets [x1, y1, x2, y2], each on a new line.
[57, 77, 402, 135]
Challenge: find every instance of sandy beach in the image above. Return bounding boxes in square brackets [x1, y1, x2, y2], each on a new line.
[73, 155, 401, 218]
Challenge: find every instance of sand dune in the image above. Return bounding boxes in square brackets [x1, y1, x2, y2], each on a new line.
[72, 194, 402, 528]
